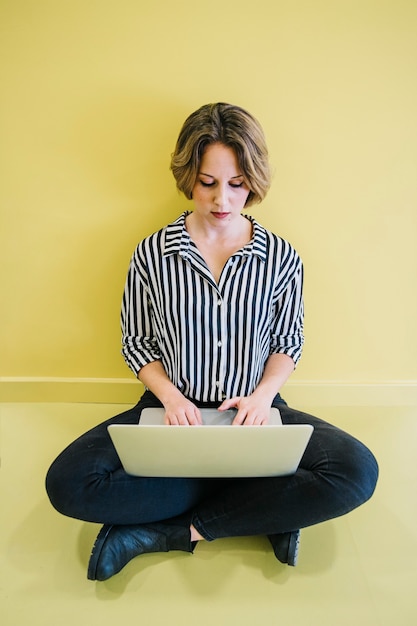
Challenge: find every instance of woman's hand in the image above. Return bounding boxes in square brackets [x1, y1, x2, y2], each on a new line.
[138, 361, 202, 425]
[217, 353, 294, 425]
[163, 398, 202, 426]
[218, 395, 271, 425]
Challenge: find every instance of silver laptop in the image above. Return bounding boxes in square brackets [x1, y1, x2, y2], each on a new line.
[108, 407, 313, 478]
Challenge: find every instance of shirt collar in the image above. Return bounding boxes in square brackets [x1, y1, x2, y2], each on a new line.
[163, 211, 268, 262]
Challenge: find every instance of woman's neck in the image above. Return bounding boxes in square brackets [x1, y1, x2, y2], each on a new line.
[185, 212, 252, 247]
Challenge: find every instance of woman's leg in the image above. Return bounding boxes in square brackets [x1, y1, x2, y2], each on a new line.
[47, 396, 378, 579]
[45, 391, 219, 525]
[191, 404, 379, 540]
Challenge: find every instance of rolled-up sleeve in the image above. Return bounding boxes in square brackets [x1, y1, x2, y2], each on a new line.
[270, 257, 304, 366]
[120, 247, 161, 377]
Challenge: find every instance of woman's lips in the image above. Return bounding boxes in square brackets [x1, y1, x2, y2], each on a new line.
[212, 212, 229, 219]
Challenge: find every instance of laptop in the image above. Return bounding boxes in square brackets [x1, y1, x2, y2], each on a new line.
[108, 407, 313, 478]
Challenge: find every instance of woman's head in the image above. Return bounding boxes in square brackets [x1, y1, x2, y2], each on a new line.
[170, 103, 271, 207]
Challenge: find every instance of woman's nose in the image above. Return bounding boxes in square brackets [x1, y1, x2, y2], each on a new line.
[214, 185, 228, 207]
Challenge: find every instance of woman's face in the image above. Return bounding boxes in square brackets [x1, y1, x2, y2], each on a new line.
[191, 143, 250, 225]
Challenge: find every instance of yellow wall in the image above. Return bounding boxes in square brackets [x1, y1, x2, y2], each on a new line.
[1, 0, 416, 394]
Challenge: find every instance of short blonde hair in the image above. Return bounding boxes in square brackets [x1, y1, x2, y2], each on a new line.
[170, 103, 271, 207]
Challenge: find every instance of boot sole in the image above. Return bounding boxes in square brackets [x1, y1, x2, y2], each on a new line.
[87, 525, 114, 580]
[287, 530, 300, 566]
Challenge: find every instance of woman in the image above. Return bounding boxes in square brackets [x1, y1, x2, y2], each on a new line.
[46, 103, 378, 581]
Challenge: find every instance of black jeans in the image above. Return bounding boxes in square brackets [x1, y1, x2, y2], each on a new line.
[45, 391, 378, 540]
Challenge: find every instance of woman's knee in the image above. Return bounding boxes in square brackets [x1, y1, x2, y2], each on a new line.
[45, 457, 72, 517]
[301, 417, 379, 512]
[45, 414, 130, 519]
[355, 442, 379, 501]
[333, 434, 379, 508]
[45, 445, 111, 521]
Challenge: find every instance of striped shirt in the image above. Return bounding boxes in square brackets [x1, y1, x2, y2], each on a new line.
[121, 212, 304, 403]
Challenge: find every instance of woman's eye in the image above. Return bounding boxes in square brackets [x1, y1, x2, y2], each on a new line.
[198, 179, 244, 188]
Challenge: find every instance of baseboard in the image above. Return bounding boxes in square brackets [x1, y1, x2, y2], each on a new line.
[1, 377, 417, 406]
[0, 377, 143, 404]
[282, 380, 417, 407]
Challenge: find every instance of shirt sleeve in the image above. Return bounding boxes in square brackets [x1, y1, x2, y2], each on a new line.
[269, 252, 304, 366]
[120, 243, 162, 377]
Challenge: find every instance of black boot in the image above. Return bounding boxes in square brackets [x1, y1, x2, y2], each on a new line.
[87, 521, 196, 581]
[268, 530, 300, 566]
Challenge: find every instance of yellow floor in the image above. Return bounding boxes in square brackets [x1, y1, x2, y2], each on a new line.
[1, 403, 416, 626]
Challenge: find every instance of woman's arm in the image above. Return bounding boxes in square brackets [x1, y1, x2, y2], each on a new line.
[138, 361, 202, 425]
[218, 353, 295, 425]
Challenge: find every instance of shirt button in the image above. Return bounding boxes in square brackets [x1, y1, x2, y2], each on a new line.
[217, 341, 222, 347]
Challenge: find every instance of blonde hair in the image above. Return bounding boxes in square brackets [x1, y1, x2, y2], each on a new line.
[170, 103, 271, 207]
